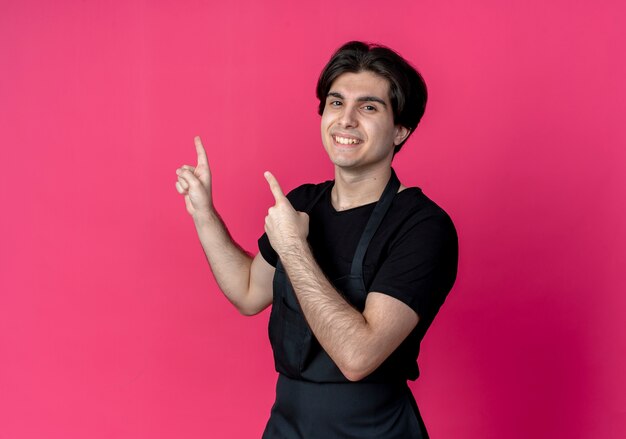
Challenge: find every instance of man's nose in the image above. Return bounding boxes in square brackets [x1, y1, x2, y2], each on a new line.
[338, 104, 358, 128]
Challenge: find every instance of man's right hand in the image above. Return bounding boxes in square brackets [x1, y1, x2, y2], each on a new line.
[175, 136, 213, 220]
[174, 136, 274, 316]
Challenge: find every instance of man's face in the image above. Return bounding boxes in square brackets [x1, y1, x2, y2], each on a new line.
[320, 71, 409, 172]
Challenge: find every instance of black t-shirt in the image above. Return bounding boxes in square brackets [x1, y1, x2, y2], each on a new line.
[258, 180, 458, 380]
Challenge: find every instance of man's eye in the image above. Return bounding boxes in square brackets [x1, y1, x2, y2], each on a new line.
[329, 101, 342, 107]
[363, 105, 376, 111]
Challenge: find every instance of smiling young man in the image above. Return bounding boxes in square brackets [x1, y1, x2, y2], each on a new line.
[175, 41, 458, 438]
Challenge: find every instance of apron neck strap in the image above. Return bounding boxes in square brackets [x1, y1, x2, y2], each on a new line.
[278, 169, 400, 278]
[350, 168, 400, 278]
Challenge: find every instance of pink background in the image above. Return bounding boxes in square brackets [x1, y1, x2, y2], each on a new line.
[1, 1, 625, 438]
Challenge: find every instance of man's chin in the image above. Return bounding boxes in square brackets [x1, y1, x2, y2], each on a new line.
[329, 156, 359, 170]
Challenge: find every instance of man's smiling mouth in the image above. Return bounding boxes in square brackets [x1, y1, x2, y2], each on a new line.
[333, 135, 362, 145]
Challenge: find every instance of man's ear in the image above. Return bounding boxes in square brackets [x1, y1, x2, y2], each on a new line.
[393, 125, 411, 146]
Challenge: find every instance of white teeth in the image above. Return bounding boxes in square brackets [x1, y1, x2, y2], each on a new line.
[334, 136, 359, 145]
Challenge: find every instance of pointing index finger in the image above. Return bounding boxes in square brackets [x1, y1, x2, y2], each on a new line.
[194, 136, 208, 167]
[264, 171, 286, 203]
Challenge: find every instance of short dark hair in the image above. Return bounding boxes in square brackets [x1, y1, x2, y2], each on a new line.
[316, 41, 428, 154]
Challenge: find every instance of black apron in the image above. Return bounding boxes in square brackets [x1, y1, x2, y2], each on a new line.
[263, 169, 429, 439]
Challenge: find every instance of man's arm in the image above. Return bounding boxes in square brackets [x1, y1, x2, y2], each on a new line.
[281, 242, 418, 381]
[263, 172, 418, 381]
[192, 213, 274, 315]
[176, 136, 274, 316]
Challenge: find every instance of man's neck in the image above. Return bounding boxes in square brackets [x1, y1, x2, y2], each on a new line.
[331, 166, 401, 211]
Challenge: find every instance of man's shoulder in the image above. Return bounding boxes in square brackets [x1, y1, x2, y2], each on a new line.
[286, 180, 333, 211]
[392, 187, 457, 236]
[394, 186, 449, 215]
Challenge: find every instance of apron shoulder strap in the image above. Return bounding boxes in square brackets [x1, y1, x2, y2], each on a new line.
[350, 168, 400, 278]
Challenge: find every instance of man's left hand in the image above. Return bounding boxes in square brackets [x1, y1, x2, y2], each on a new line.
[264, 171, 309, 256]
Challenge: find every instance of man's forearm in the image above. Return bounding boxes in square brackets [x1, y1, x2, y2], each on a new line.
[262, 172, 418, 380]
[192, 209, 255, 313]
[279, 240, 374, 380]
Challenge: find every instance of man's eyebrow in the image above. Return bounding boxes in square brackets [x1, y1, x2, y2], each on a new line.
[326, 91, 387, 107]
[356, 96, 387, 107]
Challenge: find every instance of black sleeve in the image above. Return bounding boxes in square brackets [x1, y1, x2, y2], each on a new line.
[258, 232, 277, 267]
[369, 211, 458, 323]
